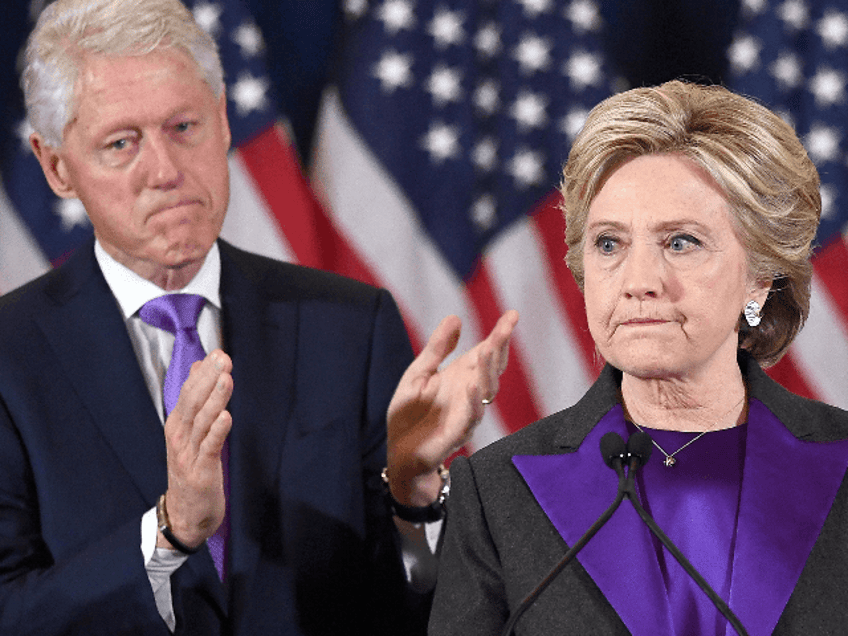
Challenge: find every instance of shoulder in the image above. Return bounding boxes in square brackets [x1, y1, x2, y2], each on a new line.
[218, 240, 387, 307]
[469, 364, 622, 469]
[745, 354, 848, 441]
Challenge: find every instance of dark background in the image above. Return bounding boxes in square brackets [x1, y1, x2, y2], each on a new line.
[1, 0, 742, 164]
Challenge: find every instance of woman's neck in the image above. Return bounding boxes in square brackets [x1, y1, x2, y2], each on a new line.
[620, 368, 748, 432]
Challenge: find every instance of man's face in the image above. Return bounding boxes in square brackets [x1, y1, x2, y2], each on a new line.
[32, 47, 231, 288]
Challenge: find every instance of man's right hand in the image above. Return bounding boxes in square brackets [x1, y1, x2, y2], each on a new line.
[157, 350, 233, 550]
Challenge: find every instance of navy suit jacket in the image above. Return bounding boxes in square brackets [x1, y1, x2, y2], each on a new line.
[0, 239, 422, 635]
[431, 356, 848, 635]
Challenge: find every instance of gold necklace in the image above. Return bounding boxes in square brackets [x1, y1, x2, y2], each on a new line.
[630, 394, 746, 468]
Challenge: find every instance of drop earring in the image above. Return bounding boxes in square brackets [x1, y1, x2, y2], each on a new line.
[744, 300, 761, 327]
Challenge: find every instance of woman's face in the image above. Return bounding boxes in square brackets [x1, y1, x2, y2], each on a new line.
[582, 153, 769, 382]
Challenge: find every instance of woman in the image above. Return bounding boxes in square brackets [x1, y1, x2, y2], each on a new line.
[429, 80, 848, 635]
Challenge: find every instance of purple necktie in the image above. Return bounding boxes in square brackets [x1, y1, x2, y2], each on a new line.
[140, 294, 228, 579]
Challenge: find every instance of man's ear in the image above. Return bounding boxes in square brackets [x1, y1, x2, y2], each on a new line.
[29, 133, 79, 199]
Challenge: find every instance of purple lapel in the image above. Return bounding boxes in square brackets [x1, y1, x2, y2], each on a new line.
[725, 399, 848, 636]
[513, 405, 675, 636]
[513, 399, 848, 636]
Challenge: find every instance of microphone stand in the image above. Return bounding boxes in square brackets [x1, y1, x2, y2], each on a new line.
[500, 433, 628, 636]
[620, 433, 749, 636]
[501, 432, 749, 636]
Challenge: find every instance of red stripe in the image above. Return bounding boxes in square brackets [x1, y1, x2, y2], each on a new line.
[467, 262, 542, 434]
[812, 237, 848, 334]
[237, 124, 423, 352]
[531, 191, 603, 377]
[765, 350, 819, 401]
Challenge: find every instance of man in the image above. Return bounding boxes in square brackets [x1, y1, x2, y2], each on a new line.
[0, 0, 517, 634]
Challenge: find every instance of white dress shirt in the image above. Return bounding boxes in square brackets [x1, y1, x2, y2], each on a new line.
[94, 240, 439, 631]
[95, 240, 222, 631]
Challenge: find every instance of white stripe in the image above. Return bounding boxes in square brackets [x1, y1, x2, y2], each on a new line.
[790, 275, 848, 409]
[311, 88, 509, 448]
[486, 217, 593, 417]
[0, 183, 50, 294]
[220, 151, 294, 263]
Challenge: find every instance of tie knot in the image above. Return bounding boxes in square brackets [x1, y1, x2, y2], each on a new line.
[139, 293, 206, 334]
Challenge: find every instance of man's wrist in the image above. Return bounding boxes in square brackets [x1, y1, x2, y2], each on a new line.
[156, 494, 201, 555]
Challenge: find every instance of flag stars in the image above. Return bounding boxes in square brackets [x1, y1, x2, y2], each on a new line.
[232, 22, 264, 58]
[560, 107, 590, 140]
[193, 2, 223, 36]
[728, 34, 762, 74]
[513, 34, 553, 75]
[427, 65, 464, 106]
[777, 0, 809, 31]
[377, 0, 416, 34]
[344, 0, 369, 19]
[563, 50, 604, 89]
[421, 122, 461, 163]
[16, 119, 33, 150]
[373, 50, 414, 92]
[565, 0, 602, 33]
[475, 22, 502, 59]
[770, 51, 803, 89]
[55, 198, 89, 231]
[231, 72, 270, 115]
[804, 124, 841, 163]
[740, 0, 768, 17]
[473, 137, 498, 172]
[515, 0, 553, 19]
[809, 67, 846, 108]
[429, 7, 465, 49]
[474, 80, 501, 116]
[818, 10, 848, 49]
[471, 194, 498, 231]
[508, 148, 545, 188]
[511, 90, 548, 130]
[819, 183, 836, 219]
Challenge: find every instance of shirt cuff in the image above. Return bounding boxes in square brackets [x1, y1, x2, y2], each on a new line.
[141, 506, 188, 631]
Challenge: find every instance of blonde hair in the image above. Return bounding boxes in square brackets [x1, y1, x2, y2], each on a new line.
[23, 0, 224, 147]
[561, 80, 821, 366]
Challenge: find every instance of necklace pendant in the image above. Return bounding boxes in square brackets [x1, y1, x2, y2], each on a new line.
[663, 456, 677, 468]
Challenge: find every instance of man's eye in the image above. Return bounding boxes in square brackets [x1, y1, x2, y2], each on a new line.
[109, 138, 128, 151]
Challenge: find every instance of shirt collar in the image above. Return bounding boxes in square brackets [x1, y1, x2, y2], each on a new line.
[94, 240, 222, 319]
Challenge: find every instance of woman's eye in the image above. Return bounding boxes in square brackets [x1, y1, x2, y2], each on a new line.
[596, 236, 618, 254]
[668, 234, 700, 252]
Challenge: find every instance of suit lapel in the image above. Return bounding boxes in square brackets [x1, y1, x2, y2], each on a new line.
[513, 404, 675, 636]
[218, 243, 299, 600]
[36, 242, 167, 504]
[726, 398, 848, 636]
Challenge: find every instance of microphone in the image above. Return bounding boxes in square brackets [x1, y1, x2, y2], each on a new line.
[502, 431, 750, 636]
[620, 434, 749, 636]
[500, 433, 629, 636]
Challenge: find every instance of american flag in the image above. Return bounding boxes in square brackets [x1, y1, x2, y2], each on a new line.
[2, 0, 846, 451]
[310, 0, 848, 447]
[311, 0, 618, 448]
[727, 0, 848, 409]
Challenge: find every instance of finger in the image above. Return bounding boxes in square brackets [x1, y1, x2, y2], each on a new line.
[167, 351, 232, 443]
[189, 370, 233, 450]
[404, 314, 463, 379]
[197, 409, 232, 460]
